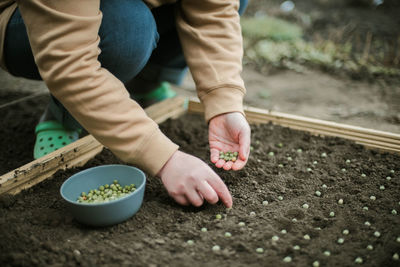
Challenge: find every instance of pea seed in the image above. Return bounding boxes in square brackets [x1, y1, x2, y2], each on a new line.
[361, 173, 366, 177]
[283, 256, 292, 263]
[212, 245, 220, 252]
[366, 245, 373, 250]
[341, 168, 346, 172]
[342, 229, 349, 235]
[396, 236, 400, 243]
[268, 151, 274, 157]
[187, 240, 194, 245]
[337, 238, 344, 244]
[313, 161, 318, 165]
[293, 245, 300, 250]
[201, 227, 207, 232]
[278, 196, 283, 201]
[232, 157, 237, 162]
[346, 159, 351, 164]
[364, 221, 371, 226]
[238, 222, 245, 227]
[322, 184, 327, 189]
[99, 186, 104, 191]
[271, 235, 279, 241]
[321, 152, 327, 157]
[374, 231, 381, 237]
[370, 195, 376, 200]
[250, 211, 256, 217]
[393, 253, 399, 260]
[292, 218, 297, 222]
[297, 149, 302, 153]
[224, 232, 232, 237]
[379, 185, 385, 190]
[329, 211, 335, 217]
[363, 206, 369, 211]
[287, 157, 292, 161]
[315, 191, 321, 197]
[302, 203, 309, 209]
[215, 214, 222, 220]
[278, 164, 283, 168]
[338, 199, 344, 205]
[323, 250, 331, 256]
[307, 168, 312, 172]
[313, 261, 320, 267]
[256, 248, 264, 253]
[390, 169, 395, 174]
[303, 234, 311, 240]
[113, 180, 118, 184]
[233, 152, 238, 157]
[262, 200, 269, 206]
[355, 257, 363, 264]
[281, 229, 287, 234]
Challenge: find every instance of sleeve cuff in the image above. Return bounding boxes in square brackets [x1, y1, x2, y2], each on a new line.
[199, 86, 245, 122]
[131, 129, 179, 176]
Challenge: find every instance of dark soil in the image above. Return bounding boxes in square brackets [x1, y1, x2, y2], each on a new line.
[1, 113, 399, 267]
[0, 92, 49, 174]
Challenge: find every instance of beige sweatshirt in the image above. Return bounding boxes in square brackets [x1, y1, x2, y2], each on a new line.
[0, 0, 246, 176]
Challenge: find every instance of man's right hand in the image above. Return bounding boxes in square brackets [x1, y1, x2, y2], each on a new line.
[157, 150, 233, 208]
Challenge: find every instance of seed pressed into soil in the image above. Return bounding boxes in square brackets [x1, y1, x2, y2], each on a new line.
[0, 113, 399, 267]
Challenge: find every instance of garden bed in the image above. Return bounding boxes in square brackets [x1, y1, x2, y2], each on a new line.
[1, 112, 399, 267]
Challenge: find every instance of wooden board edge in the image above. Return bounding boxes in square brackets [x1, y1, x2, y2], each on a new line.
[187, 99, 400, 154]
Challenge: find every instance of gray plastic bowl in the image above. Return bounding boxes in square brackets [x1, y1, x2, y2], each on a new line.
[60, 164, 146, 227]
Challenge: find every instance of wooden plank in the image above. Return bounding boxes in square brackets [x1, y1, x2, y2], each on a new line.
[187, 99, 400, 154]
[0, 96, 187, 196]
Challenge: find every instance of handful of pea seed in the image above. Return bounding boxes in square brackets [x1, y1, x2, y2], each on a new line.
[77, 180, 136, 204]
[219, 151, 238, 162]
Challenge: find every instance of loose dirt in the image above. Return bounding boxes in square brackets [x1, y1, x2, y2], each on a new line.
[1, 113, 399, 267]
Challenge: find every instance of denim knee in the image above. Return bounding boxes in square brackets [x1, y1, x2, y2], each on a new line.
[98, 0, 159, 84]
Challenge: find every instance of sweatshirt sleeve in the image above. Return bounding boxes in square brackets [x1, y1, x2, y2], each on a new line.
[176, 0, 246, 122]
[16, 0, 178, 176]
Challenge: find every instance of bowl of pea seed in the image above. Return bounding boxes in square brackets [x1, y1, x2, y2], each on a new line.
[60, 164, 146, 227]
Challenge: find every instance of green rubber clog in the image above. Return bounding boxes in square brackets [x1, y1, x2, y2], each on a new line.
[131, 82, 177, 108]
[34, 121, 80, 159]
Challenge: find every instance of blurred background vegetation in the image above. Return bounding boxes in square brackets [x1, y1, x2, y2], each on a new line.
[241, 0, 400, 80]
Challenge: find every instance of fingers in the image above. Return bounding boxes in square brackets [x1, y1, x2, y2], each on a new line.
[210, 148, 220, 163]
[197, 180, 219, 205]
[231, 159, 247, 171]
[206, 174, 233, 208]
[186, 187, 204, 207]
[239, 128, 251, 162]
[174, 195, 190, 206]
[223, 160, 234, 170]
[215, 159, 225, 168]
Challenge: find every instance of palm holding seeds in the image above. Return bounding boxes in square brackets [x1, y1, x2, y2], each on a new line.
[209, 112, 251, 171]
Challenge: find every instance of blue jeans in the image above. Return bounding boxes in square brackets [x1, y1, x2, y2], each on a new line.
[4, 0, 248, 129]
